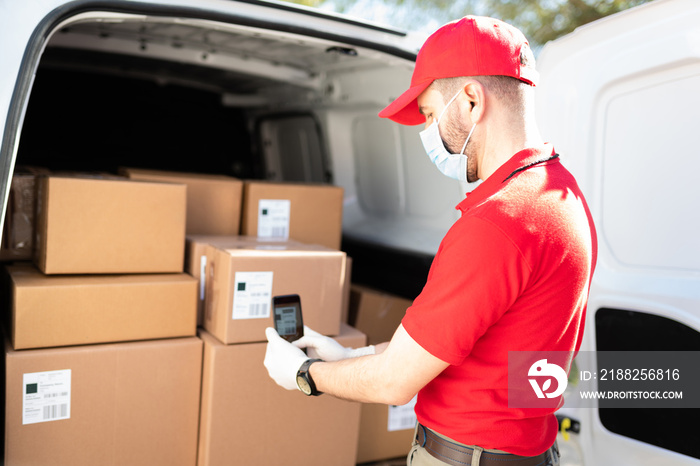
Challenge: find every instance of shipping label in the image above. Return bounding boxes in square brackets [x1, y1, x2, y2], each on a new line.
[232, 271, 273, 320]
[388, 395, 417, 432]
[257, 199, 291, 239]
[23, 369, 71, 425]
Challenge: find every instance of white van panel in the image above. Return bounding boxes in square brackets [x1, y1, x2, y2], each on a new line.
[601, 69, 700, 272]
[536, 0, 700, 330]
[536, 0, 700, 464]
[326, 108, 462, 254]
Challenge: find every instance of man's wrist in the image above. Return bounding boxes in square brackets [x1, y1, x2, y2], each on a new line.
[296, 358, 323, 396]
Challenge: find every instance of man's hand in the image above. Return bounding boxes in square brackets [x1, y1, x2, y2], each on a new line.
[264, 327, 309, 391]
[293, 326, 375, 361]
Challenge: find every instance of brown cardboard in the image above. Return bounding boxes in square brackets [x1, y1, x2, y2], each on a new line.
[197, 324, 365, 466]
[356, 403, 416, 464]
[341, 256, 353, 324]
[7, 263, 197, 349]
[350, 284, 416, 463]
[240, 181, 344, 250]
[122, 168, 243, 235]
[350, 284, 412, 345]
[185, 235, 240, 327]
[34, 175, 186, 274]
[3, 334, 202, 466]
[186, 235, 313, 327]
[204, 237, 346, 343]
[0, 167, 49, 261]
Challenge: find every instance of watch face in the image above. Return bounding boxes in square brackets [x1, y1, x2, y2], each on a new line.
[297, 375, 312, 395]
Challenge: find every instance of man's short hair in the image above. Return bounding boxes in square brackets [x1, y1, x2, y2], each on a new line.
[430, 45, 536, 116]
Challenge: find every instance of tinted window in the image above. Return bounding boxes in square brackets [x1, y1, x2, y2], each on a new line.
[596, 308, 700, 459]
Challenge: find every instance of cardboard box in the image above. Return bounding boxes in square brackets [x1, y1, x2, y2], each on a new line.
[341, 256, 353, 324]
[34, 175, 186, 274]
[0, 167, 49, 262]
[349, 284, 412, 345]
[186, 235, 280, 327]
[122, 168, 243, 235]
[188, 236, 352, 328]
[356, 401, 417, 464]
[3, 334, 202, 466]
[204, 237, 346, 343]
[349, 284, 416, 463]
[241, 181, 344, 250]
[186, 235, 238, 327]
[197, 324, 364, 466]
[7, 263, 196, 349]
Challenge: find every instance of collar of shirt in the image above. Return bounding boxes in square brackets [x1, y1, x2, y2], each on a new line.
[456, 143, 557, 214]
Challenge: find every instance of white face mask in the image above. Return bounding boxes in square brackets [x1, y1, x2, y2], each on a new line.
[419, 86, 477, 182]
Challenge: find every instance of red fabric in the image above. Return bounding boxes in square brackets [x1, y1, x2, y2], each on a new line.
[402, 144, 598, 456]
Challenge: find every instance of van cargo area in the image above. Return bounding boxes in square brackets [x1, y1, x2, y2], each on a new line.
[13, 11, 456, 300]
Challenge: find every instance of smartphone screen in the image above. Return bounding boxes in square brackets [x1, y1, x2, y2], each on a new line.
[273, 294, 304, 343]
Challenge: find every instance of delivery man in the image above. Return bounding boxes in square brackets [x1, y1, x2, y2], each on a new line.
[264, 15, 597, 466]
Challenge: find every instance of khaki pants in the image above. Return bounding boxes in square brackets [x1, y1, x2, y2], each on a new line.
[406, 424, 560, 466]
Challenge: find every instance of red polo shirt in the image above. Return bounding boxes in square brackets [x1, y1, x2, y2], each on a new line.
[402, 144, 597, 456]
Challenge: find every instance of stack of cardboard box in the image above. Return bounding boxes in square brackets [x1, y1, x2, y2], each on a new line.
[2, 174, 202, 466]
[190, 222, 362, 465]
[121, 169, 364, 465]
[1, 168, 410, 465]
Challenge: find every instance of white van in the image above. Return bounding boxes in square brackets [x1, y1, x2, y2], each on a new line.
[0, 0, 698, 465]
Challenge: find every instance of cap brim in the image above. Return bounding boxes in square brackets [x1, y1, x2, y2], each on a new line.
[378, 80, 433, 126]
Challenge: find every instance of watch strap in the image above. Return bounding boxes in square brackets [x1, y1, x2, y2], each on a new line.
[297, 358, 323, 396]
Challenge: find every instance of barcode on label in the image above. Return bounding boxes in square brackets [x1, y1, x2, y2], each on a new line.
[388, 395, 417, 432]
[249, 303, 269, 317]
[43, 404, 68, 420]
[391, 413, 416, 431]
[269, 227, 287, 237]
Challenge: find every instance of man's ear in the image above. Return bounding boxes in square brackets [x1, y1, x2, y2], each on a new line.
[461, 81, 485, 124]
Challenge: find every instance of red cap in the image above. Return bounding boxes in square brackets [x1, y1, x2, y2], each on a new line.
[379, 16, 538, 126]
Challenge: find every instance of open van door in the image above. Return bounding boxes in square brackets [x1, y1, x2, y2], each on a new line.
[536, 0, 700, 464]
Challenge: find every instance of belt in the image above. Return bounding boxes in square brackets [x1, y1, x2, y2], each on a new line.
[415, 423, 559, 466]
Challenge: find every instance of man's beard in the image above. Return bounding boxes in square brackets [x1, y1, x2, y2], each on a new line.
[441, 108, 479, 183]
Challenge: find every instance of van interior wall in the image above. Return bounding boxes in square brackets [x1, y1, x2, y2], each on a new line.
[17, 66, 257, 178]
[15, 55, 433, 301]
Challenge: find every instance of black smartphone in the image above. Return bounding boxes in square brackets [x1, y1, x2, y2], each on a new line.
[272, 294, 304, 343]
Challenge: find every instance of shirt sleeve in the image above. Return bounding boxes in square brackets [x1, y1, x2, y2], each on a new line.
[402, 215, 532, 365]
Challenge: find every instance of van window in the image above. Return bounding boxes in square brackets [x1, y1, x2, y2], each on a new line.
[259, 115, 327, 182]
[595, 308, 700, 459]
[352, 116, 403, 215]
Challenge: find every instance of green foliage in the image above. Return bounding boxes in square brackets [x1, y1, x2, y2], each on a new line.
[484, 0, 654, 47]
[288, 0, 325, 7]
[280, 0, 654, 48]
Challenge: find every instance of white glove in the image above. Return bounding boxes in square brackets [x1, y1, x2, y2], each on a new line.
[293, 326, 375, 362]
[264, 327, 309, 391]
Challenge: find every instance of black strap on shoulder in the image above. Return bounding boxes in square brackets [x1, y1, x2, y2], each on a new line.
[503, 153, 560, 183]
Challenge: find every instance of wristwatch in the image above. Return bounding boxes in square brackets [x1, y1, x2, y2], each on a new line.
[296, 359, 323, 396]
